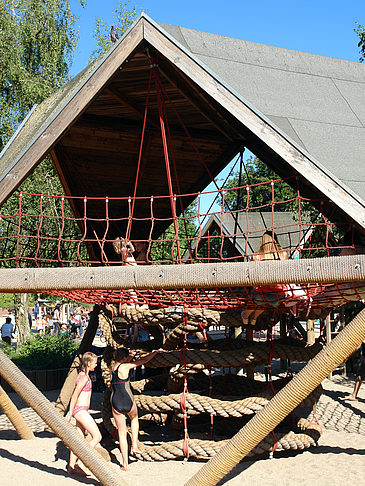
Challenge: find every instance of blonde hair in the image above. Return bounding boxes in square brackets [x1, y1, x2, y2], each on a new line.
[113, 237, 135, 259]
[80, 352, 97, 372]
[256, 232, 288, 261]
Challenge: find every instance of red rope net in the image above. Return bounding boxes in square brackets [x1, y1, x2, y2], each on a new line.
[0, 180, 363, 311]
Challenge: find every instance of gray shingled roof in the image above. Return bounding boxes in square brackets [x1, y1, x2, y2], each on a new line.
[159, 23, 365, 200]
[190, 212, 311, 257]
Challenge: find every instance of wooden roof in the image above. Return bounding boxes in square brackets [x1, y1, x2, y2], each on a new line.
[0, 14, 364, 263]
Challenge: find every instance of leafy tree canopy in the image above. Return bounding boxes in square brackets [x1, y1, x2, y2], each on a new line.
[221, 156, 298, 213]
[91, 0, 141, 60]
[0, 0, 81, 150]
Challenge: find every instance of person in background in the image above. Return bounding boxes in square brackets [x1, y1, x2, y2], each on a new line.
[1, 317, 14, 345]
[70, 307, 83, 338]
[52, 302, 61, 336]
[341, 340, 365, 401]
[27, 311, 32, 329]
[36, 316, 45, 334]
[33, 301, 39, 320]
[60, 323, 68, 336]
[45, 314, 53, 335]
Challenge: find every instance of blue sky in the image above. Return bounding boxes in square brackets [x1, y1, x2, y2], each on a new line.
[70, 0, 364, 76]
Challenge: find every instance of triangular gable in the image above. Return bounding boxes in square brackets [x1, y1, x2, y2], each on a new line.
[0, 13, 364, 234]
[187, 212, 311, 259]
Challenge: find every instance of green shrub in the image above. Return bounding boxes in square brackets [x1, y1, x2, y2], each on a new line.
[10, 334, 78, 370]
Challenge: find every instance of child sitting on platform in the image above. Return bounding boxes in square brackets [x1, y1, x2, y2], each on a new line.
[113, 237, 148, 308]
[113, 237, 137, 266]
[241, 231, 289, 326]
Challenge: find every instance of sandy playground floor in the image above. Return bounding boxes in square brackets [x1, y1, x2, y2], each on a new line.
[0, 368, 364, 486]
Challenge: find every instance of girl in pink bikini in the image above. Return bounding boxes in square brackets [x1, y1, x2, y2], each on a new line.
[67, 351, 102, 476]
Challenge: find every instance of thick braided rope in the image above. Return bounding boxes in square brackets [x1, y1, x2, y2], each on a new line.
[163, 321, 202, 350]
[133, 386, 322, 418]
[134, 433, 317, 461]
[133, 415, 320, 461]
[101, 343, 321, 388]
[167, 364, 205, 393]
[133, 373, 291, 396]
[120, 306, 242, 328]
[119, 305, 330, 329]
[129, 342, 321, 368]
[100, 391, 320, 461]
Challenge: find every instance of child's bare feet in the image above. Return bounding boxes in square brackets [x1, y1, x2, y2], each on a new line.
[122, 465, 129, 471]
[340, 395, 357, 401]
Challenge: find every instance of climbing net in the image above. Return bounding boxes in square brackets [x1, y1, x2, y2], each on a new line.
[0, 178, 352, 268]
[0, 180, 363, 311]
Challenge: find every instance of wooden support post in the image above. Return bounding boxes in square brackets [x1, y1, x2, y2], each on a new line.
[234, 326, 243, 374]
[55, 304, 100, 414]
[0, 385, 34, 439]
[307, 319, 315, 346]
[246, 329, 254, 379]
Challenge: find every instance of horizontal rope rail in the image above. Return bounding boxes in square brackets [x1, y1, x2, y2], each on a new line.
[0, 254, 364, 292]
[134, 386, 322, 417]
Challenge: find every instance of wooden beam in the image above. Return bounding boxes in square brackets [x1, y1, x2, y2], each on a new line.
[72, 114, 228, 144]
[105, 86, 160, 130]
[157, 61, 236, 141]
[0, 254, 364, 292]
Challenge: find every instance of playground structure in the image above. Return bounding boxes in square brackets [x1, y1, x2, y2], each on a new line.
[0, 13, 365, 486]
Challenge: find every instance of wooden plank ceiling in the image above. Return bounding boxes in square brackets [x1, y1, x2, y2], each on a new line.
[51, 43, 245, 260]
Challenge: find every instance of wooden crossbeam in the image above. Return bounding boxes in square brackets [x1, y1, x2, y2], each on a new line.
[0, 254, 364, 292]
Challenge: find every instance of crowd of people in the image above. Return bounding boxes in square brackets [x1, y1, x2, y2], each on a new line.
[0, 301, 92, 346]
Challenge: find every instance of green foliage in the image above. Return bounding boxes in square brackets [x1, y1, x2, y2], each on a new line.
[0, 157, 88, 266]
[355, 22, 365, 62]
[0, 293, 15, 309]
[0, 1, 87, 266]
[0, 0, 80, 150]
[8, 334, 78, 370]
[150, 200, 198, 263]
[221, 156, 299, 212]
[91, 0, 140, 60]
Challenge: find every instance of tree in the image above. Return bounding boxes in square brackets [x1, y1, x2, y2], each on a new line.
[0, 0, 82, 343]
[355, 22, 365, 62]
[150, 201, 198, 263]
[0, 0, 80, 150]
[221, 156, 299, 213]
[91, 0, 140, 60]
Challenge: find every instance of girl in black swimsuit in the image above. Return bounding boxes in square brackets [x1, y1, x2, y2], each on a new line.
[110, 347, 160, 471]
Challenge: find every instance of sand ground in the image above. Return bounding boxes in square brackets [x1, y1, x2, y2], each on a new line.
[0, 369, 364, 486]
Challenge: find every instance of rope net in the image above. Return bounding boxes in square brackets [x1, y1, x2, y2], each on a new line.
[0, 180, 363, 311]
